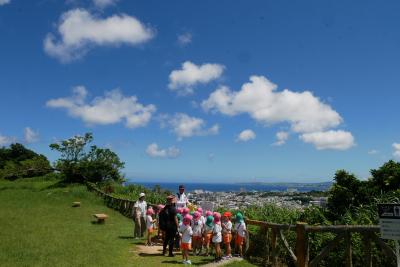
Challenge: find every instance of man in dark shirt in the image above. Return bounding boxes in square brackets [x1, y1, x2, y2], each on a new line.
[161, 195, 179, 256]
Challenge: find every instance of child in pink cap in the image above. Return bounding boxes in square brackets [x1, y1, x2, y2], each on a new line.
[197, 207, 205, 225]
[192, 211, 203, 255]
[212, 212, 222, 262]
[146, 208, 156, 246]
[179, 214, 193, 265]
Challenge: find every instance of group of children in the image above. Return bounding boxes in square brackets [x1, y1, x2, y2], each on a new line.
[143, 205, 247, 265]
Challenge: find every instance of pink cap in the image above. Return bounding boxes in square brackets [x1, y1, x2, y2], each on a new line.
[157, 204, 165, 210]
[197, 207, 203, 213]
[213, 212, 221, 224]
[177, 208, 183, 214]
[146, 208, 154, 215]
[205, 210, 212, 216]
[193, 211, 200, 219]
[183, 214, 193, 225]
[183, 207, 190, 214]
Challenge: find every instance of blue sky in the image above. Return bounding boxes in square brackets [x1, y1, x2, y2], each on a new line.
[1, 0, 400, 183]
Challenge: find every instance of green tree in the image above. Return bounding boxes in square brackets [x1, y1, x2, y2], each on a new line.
[370, 160, 400, 193]
[50, 133, 124, 183]
[327, 170, 362, 219]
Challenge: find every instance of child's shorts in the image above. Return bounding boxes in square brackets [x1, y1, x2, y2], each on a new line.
[147, 227, 153, 234]
[204, 233, 212, 244]
[235, 235, 244, 245]
[181, 242, 192, 250]
[192, 236, 202, 242]
[223, 233, 232, 244]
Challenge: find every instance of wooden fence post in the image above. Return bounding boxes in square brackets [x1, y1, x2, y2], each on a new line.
[296, 222, 309, 267]
[264, 226, 269, 267]
[271, 227, 278, 267]
[363, 233, 372, 267]
[345, 231, 353, 267]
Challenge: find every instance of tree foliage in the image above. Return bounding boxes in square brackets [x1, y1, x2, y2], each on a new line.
[50, 133, 124, 183]
[0, 143, 51, 180]
[370, 160, 400, 193]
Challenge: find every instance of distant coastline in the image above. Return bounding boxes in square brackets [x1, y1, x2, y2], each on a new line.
[126, 180, 332, 193]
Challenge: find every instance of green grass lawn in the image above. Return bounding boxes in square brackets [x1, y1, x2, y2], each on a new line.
[0, 178, 257, 267]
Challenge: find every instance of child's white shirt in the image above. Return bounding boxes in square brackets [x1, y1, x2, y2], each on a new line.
[192, 219, 203, 237]
[146, 215, 153, 229]
[212, 223, 222, 243]
[222, 221, 232, 234]
[236, 222, 246, 237]
[203, 224, 213, 234]
[200, 216, 205, 225]
[179, 224, 193, 244]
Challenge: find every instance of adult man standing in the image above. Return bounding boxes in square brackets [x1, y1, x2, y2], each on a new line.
[176, 184, 189, 209]
[133, 193, 147, 238]
[161, 195, 178, 257]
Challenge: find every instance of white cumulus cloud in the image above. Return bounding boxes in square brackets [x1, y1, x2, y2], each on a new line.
[0, 0, 10, 6]
[44, 9, 154, 62]
[177, 32, 192, 46]
[202, 76, 342, 133]
[236, 129, 256, 142]
[46, 86, 156, 128]
[202, 75, 354, 150]
[368, 149, 378, 155]
[393, 143, 400, 159]
[93, 0, 118, 8]
[168, 61, 225, 95]
[146, 143, 180, 158]
[24, 127, 39, 143]
[0, 133, 16, 146]
[161, 113, 219, 140]
[273, 131, 289, 146]
[300, 130, 355, 150]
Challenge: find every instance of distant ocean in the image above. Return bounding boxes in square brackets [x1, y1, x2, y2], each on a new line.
[126, 181, 332, 193]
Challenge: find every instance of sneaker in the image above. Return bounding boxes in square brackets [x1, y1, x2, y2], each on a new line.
[186, 260, 192, 265]
[182, 260, 187, 264]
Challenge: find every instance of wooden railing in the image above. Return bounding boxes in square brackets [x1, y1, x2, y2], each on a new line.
[86, 182, 159, 218]
[246, 219, 396, 267]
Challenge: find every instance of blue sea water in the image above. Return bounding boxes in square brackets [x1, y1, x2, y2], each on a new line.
[126, 181, 331, 193]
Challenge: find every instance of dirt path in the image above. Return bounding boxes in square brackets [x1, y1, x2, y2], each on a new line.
[135, 245, 243, 266]
[201, 257, 243, 267]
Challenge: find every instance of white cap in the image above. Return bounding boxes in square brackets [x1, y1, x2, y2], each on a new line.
[139, 193, 145, 198]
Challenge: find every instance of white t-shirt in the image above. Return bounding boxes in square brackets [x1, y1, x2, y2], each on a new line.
[176, 192, 188, 208]
[212, 223, 222, 243]
[222, 221, 232, 234]
[236, 222, 246, 237]
[200, 215, 205, 226]
[179, 224, 193, 244]
[146, 215, 154, 229]
[192, 219, 203, 237]
[203, 224, 213, 234]
[134, 200, 147, 218]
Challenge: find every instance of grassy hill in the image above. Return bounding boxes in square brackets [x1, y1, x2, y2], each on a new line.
[0, 177, 256, 267]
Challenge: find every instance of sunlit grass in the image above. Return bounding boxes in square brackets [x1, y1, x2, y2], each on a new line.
[0, 178, 257, 266]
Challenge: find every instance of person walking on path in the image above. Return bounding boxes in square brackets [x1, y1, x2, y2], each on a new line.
[176, 184, 189, 209]
[161, 195, 179, 257]
[133, 193, 147, 238]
